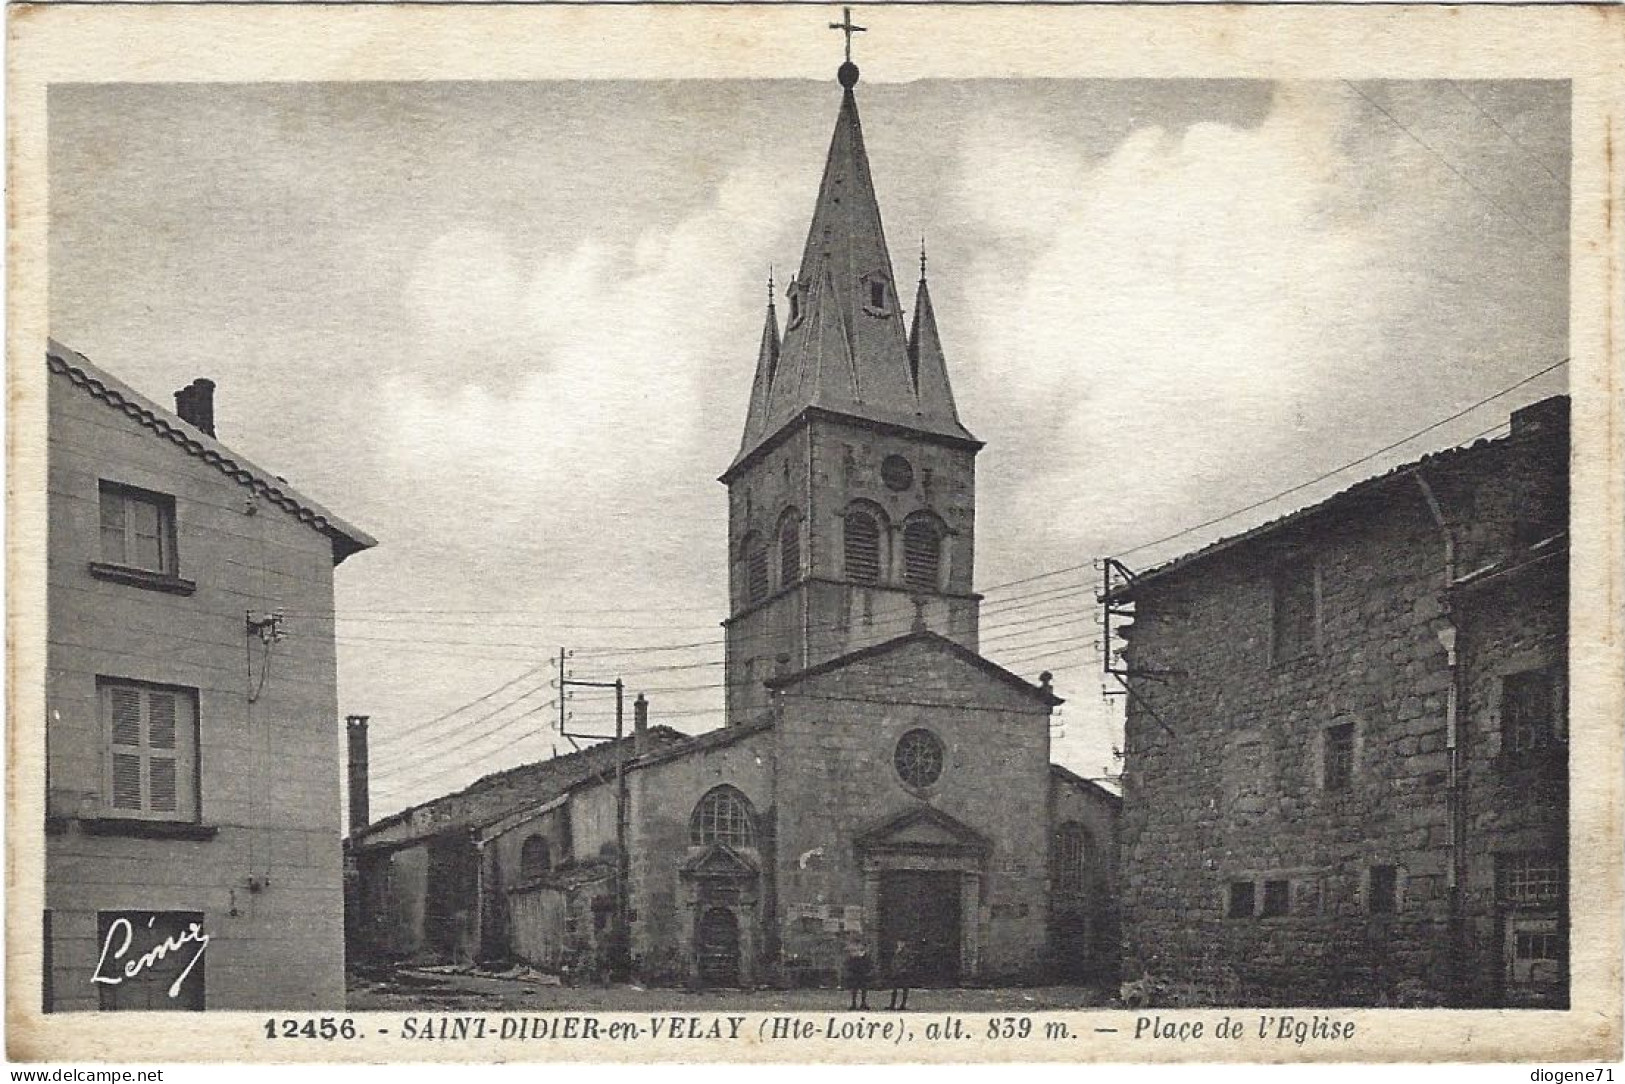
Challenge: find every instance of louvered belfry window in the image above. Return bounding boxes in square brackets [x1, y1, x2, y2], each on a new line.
[744, 536, 770, 605]
[844, 511, 881, 584]
[102, 680, 196, 820]
[902, 519, 942, 591]
[779, 516, 801, 587]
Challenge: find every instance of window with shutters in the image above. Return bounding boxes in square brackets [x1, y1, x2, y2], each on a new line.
[779, 513, 801, 587]
[902, 516, 943, 591]
[98, 482, 177, 575]
[844, 510, 882, 584]
[100, 679, 197, 821]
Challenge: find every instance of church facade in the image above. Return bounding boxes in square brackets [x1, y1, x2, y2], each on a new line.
[350, 58, 1118, 991]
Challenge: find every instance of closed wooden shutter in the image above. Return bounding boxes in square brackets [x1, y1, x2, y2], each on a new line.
[108, 686, 145, 810]
[844, 513, 880, 584]
[102, 682, 195, 820]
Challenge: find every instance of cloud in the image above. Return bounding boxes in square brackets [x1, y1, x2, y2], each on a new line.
[952, 84, 1393, 549]
[375, 157, 795, 573]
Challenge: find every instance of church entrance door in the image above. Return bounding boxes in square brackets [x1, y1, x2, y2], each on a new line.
[879, 870, 961, 985]
[696, 907, 741, 988]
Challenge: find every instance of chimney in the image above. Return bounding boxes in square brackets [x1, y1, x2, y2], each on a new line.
[633, 694, 649, 756]
[1510, 395, 1569, 441]
[345, 715, 370, 835]
[173, 378, 217, 437]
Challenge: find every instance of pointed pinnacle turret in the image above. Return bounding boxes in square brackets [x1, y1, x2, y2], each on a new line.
[738, 280, 782, 453]
[909, 265, 963, 427]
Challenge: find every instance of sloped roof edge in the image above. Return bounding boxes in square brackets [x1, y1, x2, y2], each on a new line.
[764, 629, 1062, 707]
[1107, 409, 1566, 601]
[1050, 762, 1123, 806]
[48, 340, 377, 562]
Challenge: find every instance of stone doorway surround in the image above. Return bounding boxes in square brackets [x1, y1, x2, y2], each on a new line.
[854, 805, 991, 984]
[679, 843, 761, 988]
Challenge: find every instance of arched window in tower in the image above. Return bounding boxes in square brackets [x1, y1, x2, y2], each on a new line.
[844, 510, 882, 584]
[519, 834, 552, 880]
[902, 516, 943, 591]
[741, 534, 769, 605]
[690, 785, 756, 848]
[779, 512, 801, 587]
[1053, 821, 1095, 897]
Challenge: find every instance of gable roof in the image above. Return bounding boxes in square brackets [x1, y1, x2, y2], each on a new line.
[48, 340, 377, 564]
[1050, 763, 1123, 807]
[351, 725, 688, 851]
[764, 629, 1062, 707]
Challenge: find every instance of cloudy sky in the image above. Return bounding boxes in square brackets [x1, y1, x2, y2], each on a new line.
[48, 74, 1568, 816]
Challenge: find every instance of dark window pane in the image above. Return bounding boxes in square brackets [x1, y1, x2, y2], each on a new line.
[1369, 865, 1398, 913]
[1227, 881, 1255, 919]
[1324, 723, 1355, 791]
[1261, 879, 1290, 917]
[1503, 668, 1558, 754]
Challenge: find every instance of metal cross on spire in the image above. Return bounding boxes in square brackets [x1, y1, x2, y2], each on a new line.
[829, 7, 866, 63]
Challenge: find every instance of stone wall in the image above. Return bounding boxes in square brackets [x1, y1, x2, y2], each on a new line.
[724, 415, 981, 723]
[772, 637, 1052, 985]
[623, 730, 776, 985]
[1118, 416, 1567, 1007]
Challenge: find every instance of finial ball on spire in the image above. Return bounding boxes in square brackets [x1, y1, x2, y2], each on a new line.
[838, 60, 860, 88]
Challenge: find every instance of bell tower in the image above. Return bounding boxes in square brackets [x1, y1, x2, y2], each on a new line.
[719, 43, 983, 725]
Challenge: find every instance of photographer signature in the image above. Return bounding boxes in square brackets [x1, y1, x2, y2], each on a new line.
[92, 915, 209, 998]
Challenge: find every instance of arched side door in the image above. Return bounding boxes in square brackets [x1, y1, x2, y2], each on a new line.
[696, 907, 741, 988]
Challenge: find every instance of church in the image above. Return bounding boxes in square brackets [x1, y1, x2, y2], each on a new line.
[349, 49, 1119, 990]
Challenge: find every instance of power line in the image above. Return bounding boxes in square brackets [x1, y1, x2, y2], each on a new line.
[1342, 80, 1562, 255]
[1112, 356, 1568, 563]
[1445, 80, 1565, 188]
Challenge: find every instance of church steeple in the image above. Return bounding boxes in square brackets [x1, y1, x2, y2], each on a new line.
[721, 27, 983, 727]
[728, 55, 975, 473]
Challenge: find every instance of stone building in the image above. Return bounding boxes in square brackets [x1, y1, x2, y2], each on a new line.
[1110, 395, 1568, 1007]
[350, 58, 1121, 990]
[44, 341, 376, 1010]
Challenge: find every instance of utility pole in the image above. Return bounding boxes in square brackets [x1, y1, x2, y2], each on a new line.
[557, 648, 630, 980]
